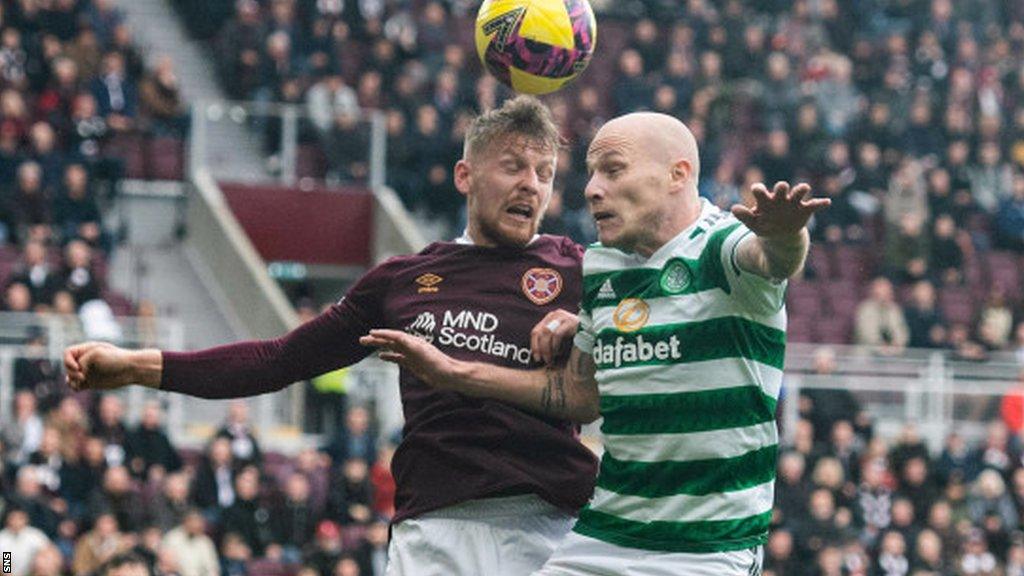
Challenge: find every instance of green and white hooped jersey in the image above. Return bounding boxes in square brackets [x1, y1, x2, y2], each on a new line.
[572, 200, 787, 554]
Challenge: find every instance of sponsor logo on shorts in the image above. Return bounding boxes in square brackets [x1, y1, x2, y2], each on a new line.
[416, 273, 444, 293]
[612, 298, 649, 332]
[522, 268, 562, 305]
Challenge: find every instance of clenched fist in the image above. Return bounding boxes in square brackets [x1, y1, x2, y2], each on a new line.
[64, 342, 163, 392]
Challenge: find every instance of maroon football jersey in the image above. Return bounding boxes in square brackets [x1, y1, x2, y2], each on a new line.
[161, 235, 598, 523]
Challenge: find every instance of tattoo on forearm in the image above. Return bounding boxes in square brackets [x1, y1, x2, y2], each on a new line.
[541, 368, 567, 414]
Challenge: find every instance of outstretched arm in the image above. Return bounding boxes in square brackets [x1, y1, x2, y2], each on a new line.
[66, 304, 373, 399]
[731, 181, 830, 281]
[360, 329, 601, 423]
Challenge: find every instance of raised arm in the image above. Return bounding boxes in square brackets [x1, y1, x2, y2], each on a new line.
[731, 181, 830, 281]
[360, 329, 601, 423]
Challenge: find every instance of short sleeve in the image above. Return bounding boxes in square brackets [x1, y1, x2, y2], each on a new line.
[719, 224, 787, 315]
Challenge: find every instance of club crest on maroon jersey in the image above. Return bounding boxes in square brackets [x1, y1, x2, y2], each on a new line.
[521, 268, 563, 305]
[416, 273, 443, 293]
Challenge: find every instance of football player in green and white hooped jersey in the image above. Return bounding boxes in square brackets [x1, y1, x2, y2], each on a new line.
[362, 112, 830, 575]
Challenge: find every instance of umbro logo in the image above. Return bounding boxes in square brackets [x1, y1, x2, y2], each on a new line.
[597, 279, 615, 300]
[416, 273, 443, 293]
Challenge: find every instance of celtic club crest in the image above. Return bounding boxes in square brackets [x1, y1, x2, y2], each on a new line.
[660, 258, 692, 295]
[521, 268, 563, 305]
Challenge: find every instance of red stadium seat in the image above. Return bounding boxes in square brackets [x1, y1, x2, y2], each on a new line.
[103, 132, 148, 179]
[148, 137, 186, 181]
[295, 144, 328, 179]
[939, 287, 975, 325]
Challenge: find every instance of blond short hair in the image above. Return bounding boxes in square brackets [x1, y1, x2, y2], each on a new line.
[463, 95, 562, 160]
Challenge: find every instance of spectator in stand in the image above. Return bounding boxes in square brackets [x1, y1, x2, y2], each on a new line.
[799, 347, 867, 443]
[215, 401, 261, 468]
[854, 277, 910, 353]
[969, 141, 1014, 215]
[53, 163, 107, 252]
[930, 214, 964, 286]
[161, 509, 219, 576]
[139, 56, 187, 137]
[976, 287, 1014, 351]
[368, 443, 394, 519]
[125, 401, 181, 481]
[324, 406, 375, 466]
[995, 173, 1024, 252]
[774, 450, 812, 528]
[87, 466, 145, 534]
[12, 161, 53, 245]
[27, 123, 65, 193]
[904, 280, 947, 349]
[149, 472, 191, 533]
[884, 212, 930, 285]
[27, 544, 64, 576]
[4, 392, 44, 463]
[0, 505, 51, 576]
[13, 328, 63, 411]
[10, 241, 62, 310]
[304, 520, 343, 576]
[218, 532, 251, 576]
[220, 466, 276, 558]
[59, 239, 101, 309]
[91, 51, 137, 133]
[354, 519, 389, 576]
[329, 458, 373, 526]
[190, 437, 235, 520]
[92, 395, 129, 468]
[72, 512, 134, 576]
[271, 473, 316, 564]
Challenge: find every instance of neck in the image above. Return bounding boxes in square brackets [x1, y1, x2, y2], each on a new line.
[634, 192, 702, 257]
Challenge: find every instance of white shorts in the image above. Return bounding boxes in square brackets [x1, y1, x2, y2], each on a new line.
[386, 494, 575, 576]
[533, 531, 764, 576]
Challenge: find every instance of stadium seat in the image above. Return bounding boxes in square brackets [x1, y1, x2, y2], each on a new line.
[939, 287, 975, 325]
[103, 132, 148, 179]
[813, 316, 852, 344]
[986, 251, 1022, 300]
[833, 245, 874, 281]
[148, 137, 186, 180]
[296, 144, 328, 179]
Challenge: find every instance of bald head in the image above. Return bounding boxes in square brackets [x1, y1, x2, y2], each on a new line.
[593, 113, 700, 182]
[585, 113, 706, 256]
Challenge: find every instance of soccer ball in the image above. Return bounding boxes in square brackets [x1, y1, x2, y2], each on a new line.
[474, 0, 597, 95]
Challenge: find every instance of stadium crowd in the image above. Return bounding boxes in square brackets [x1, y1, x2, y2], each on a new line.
[0, 392, 397, 576]
[8, 0, 1024, 575]
[0, 0, 190, 326]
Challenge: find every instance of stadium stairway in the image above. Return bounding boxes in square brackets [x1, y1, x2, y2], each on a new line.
[113, 0, 269, 180]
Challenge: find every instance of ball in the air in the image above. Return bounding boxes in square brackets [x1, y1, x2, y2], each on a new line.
[474, 0, 597, 95]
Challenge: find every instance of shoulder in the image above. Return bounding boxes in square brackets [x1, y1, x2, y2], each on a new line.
[533, 234, 584, 263]
[581, 243, 634, 275]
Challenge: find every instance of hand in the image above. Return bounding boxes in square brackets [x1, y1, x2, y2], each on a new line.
[731, 182, 830, 238]
[64, 342, 139, 392]
[530, 310, 579, 365]
[359, 329, 457, 389]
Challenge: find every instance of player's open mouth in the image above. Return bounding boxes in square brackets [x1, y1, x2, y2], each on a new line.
[506, 204, 534, 221]
[593, 211, 614, 223]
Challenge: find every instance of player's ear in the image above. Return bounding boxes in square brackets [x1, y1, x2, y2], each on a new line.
[454, 159, 472, 196]
[670, 158, 692, 191]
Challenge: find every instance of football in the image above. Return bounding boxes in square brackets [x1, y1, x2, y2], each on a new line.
[474, 0, 597, 95]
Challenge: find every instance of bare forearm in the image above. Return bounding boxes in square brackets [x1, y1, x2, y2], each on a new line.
[131, 349, 163, 388]
[742, 229, 809, 280]
[448, 358, 600, 423]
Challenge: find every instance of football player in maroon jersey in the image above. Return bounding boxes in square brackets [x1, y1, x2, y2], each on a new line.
[65, 96, 598, 576]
